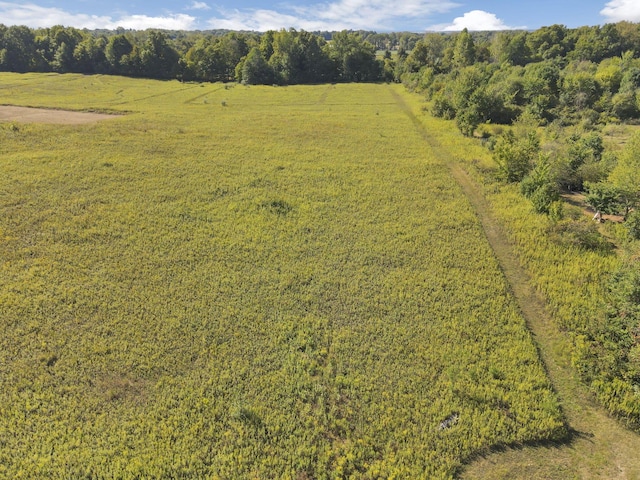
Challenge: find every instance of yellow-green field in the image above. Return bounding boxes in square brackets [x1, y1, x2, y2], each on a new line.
[0, 74, 565, 478]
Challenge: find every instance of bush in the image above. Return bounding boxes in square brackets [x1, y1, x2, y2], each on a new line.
[493, 130, 539, 183]
[625, 210, 640, 240]
[531, 182, 560, 214]
[431, 94, 456, 120]
[548, 217, 612, 251]
[548, 200, 565, 221]
[585, 182, 621, 215]
[456, 106, 481, 136]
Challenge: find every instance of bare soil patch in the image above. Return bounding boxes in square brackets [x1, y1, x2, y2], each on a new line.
[562, 191, 625, 223]
[0, 105, 118, 124]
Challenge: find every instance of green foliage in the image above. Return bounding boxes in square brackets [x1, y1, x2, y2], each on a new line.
[493, 129, 539, 182]
[456, 104, 482, 137]
[585, 181, 622, 215]
[326, 31, 380, 82]
[138, 31, 180, 79]
[241, 47, 274, 85]
[530, 182, 560, 214]
[548, 200, 565, 222]
[105, 34, 133, 75]
[548, 216, 613, 251]
[609, 132, 640, 216]
[612, 91, 639, 120]
[625, 210, 640, 240]
[520, 156, 550, 197]
[560, 70, 602, 111]
[267, 29, 333, 84]
[521, 158, 559, 214]
[556, 132, 606, 191]
[431, 93, 456, 119]
[578, 260, 640, 425]
[492, 31, 531, 66]
[452, 28, 476, 69]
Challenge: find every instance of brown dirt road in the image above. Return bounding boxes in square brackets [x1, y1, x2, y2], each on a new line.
[0, 105, 117, 124]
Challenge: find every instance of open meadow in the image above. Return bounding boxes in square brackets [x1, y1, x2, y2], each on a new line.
[0, 74, 567, 478]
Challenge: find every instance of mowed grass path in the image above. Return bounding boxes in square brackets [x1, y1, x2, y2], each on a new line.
[1, 74, 562, 478]
[388, 85, 640, 479]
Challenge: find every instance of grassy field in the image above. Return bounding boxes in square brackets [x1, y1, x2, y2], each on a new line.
[0, 74, 566, 478]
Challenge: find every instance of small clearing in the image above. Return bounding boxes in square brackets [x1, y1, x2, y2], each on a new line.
[0, 105, 118, 124]
[562, 191, 625, 223]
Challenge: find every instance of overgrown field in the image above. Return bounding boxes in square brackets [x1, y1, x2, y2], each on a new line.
[0, 74, 565, 478]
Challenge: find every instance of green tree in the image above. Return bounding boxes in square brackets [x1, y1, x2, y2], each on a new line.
[237, 30, 334, 84]
[569, 25, 621, 63]
[526, 24, 570, 60]
[139, 31, 179, 79]
[595, 59, 623, 93]
[556, 133, 605, 191]
[49, 25, 83, 72]
[452, 28, 476, 68]
[625, 210, 640, 240]
[0, 25, 40, 72]
[181, 37, 226, 82]
[493, 129, 539, 182]
[560, 70, 601, 111]
[492, 31, 530, 66]
[73, 36, 107, 74]
[522, 61, 561, 120]
[609, 132, 640, 217]
[105, 34, 133, 75]
[520, 156, 560, 214]
[325, 31, 380, 82]
[52, 41, 74, 72]
[242, 47, 274, 85]
[585, 182, 622, 215]
[405, 39, 430, 73]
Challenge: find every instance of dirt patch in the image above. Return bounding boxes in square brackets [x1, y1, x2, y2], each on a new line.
[0, 105, 119, 124]
[562, 191, 625, 223]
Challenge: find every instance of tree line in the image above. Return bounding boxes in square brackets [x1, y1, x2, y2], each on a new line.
[0, 25, 382, 83]
[3, 22, 640, 90]
[399, 23, 640, 132]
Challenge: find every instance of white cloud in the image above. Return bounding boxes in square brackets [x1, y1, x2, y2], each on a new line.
[0, 0, 470, 32]
[430, 10, 525, 31]
[207, 0, 460, 31]
[600, 0, 640, 22]
[187, 2, 211, 11]
[0, 2, 197, 29]
[112, 14, 197, 30]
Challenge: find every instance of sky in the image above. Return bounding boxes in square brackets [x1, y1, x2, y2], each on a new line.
[0, 0, 639, 33]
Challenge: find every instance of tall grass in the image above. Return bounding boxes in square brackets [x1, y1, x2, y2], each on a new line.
[398, 86, 640, 428]
[0, 74, 563, 478]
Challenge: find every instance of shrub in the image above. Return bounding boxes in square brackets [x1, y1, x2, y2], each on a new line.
[531, 182, 560, 214]
[431, 94, 456, 120]
[625, 210, 640, 240]
[548, 217, 612, 251]
[548, 200, 565, 221]
[493, 130, 539, 183]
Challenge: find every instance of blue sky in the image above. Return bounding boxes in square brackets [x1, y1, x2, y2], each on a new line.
[0, 0, 639, 32]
